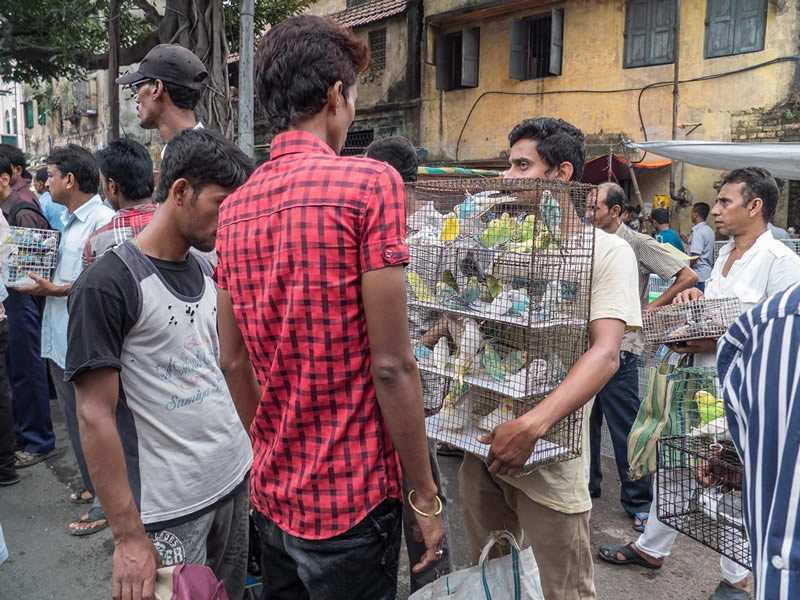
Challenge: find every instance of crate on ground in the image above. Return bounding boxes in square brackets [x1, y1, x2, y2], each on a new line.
[657, 436, 749, 569]
[648, 274, 675, 303]
[641, 297, 741, 345]
[406, 177, 596, 474]
[4, 227, 60, 288]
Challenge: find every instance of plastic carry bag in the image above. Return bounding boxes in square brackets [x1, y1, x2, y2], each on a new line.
[154, 564, 229, 600]
[409, 531, 545, 600]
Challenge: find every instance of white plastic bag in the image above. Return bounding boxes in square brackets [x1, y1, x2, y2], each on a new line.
[409, 531, 544, 600]
[0, 522, 8, 565]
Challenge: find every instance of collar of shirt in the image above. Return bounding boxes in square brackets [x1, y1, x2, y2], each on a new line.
[692, 221, 711, 233]
[61, 194, 102, 228]
[114, 203, 157, 220]
[269, 130, 337, 161]
[716, 228, 773, 263]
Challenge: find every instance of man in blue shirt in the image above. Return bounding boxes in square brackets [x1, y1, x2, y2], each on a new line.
[718, 281, 800, 600]
[20, 145, 113, 535]
[33, 168, 66, 232]
[688, 202, 715, 291]
[651, 208, 684, 252]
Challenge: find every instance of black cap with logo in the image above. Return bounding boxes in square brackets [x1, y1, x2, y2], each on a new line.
[117, 44, 208, 90]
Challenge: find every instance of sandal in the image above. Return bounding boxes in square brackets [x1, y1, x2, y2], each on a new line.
[708, 581, 752, 600]
[632, 512, 649, 532]
[69, 506, 109, 537]
[436, 443, 464, 458]
[597, 543, 662, 569]
[14, 450, 51, 469]
[69, 489, 94, 504]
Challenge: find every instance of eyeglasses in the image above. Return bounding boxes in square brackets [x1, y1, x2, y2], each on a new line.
[126, 79, 153, 100]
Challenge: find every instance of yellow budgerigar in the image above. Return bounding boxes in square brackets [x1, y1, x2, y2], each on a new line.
[407, 270, 438, 304]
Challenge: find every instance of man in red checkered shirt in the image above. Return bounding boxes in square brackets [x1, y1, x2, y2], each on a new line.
[214, 15, 444, 599]
[83, 139, 156, 269]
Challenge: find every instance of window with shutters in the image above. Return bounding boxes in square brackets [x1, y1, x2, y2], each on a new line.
[509, 9, 564, 81]
[704, 0, 767, 58]
[369, 29, 386, 78]
[24, 102, 34, 129]
[435, 28, 480, 91]
[623, 0, 676, 69]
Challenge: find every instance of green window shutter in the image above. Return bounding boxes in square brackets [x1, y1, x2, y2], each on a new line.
[549, 8, 564, 76]
[509, 19, 528, 80]
[461, 27, 480, 88]
[24, 102, 34, 129]
[435, 33, 452, 91]
[648, 0, 675, 65]
[624, 0, 650, 68]
[733, 0, 766, 54]
[705, 0, 735, 57]
[38, 102, 46, 125]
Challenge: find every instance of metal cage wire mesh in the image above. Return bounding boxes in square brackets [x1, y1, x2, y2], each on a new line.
[4, 227, 60, 288]
[642, 297, 742, 345]
[655, 367, 750, 569]
[405, 177, 596, 474]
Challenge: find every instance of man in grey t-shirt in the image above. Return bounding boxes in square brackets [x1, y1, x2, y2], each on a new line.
[688, 202, 715, 291]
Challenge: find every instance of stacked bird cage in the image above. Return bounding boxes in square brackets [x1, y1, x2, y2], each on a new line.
[3, 227, 60, 288]
[655, 367, 750, 569]
[642, 298, 741, 346]
[406, 178, 596, 474]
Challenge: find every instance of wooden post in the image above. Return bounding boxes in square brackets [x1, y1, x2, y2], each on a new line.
[108, 0, 120, 143]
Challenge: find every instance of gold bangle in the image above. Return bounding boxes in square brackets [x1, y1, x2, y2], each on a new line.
[408, 489, 443, 517]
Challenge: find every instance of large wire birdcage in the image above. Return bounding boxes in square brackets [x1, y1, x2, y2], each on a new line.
[642, 298, 741, 345]
[406, 178, 596, 474]
[655, 367, 750, 569]
[4, 227, 60, 288]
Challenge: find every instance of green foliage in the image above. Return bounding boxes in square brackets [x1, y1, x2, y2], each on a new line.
[224, 0, 319, 54]
[784, 109, 795, 121]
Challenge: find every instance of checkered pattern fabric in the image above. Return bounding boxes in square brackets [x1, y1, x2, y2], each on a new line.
[82, 204, 157, 269]
[215, 130, 409, 539]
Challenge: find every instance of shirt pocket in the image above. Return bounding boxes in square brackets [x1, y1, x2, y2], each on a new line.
[729, 279, 765, 307]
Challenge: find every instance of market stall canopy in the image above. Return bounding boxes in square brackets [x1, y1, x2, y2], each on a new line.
[581, 153, 671, 184]
[625, 140, 800, 180]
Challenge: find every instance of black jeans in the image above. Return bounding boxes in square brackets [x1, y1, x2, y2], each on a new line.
[0, 320, 15, 471]
[589, 351, 653, 516]
[255, 499, 402, 600]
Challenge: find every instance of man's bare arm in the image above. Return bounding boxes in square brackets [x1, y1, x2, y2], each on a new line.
[217, 289, 260, 431]
[75, 367, 160, 600]
[646, 266, 698, 310]
[483, 318, 626, 476]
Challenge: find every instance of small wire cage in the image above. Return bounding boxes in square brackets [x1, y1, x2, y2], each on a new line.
[406, 177, 597, 473]
[4, 227, 60, 288]
[655, 367, 750, 569]
[642, 298, 741, 345]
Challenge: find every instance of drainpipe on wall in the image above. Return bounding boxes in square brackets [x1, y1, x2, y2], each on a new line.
[669, 0, 684, 205]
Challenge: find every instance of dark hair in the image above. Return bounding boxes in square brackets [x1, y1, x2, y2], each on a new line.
[254, 15, 369, 132]
[162, 81, 203, 110]
[0, 155, 12, 178]
[154, 128, 254, 204]
[719, 167, 778, 222]
[692, 202, 711, 221]
[365, 136, 418, 183]
[96, 139, 154, 202]
[35, 167, 48, 184]
[47, 144, 100, 194]
[0, 143, 26, 169]
[651, 208, 670, 225]
[508, 117, 585, 181]
[599, 182, 626, 213]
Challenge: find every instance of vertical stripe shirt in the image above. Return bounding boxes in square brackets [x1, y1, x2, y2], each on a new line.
[718, 281, 800, 600]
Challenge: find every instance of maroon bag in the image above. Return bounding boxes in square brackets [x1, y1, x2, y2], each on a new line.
[154, 564, 229, 600]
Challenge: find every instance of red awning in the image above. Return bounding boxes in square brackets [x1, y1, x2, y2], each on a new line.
[581, 153, 671, 185]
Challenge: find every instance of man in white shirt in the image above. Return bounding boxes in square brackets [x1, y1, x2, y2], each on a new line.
[688, 202, 716, 291]
[599, 166, 800, 600]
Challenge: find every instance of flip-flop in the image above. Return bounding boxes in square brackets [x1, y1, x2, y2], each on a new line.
[69, 506, 109, 537]
[597, 543, 662, 569]
[14, 450, 51, 469]
[633, 512, 649, 532]
[69, 489, 94, 504]
[708, 581, 752, 600]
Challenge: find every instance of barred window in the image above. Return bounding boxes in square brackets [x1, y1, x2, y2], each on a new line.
[342, 129, 375, 156]
[369, 29, 386, 77]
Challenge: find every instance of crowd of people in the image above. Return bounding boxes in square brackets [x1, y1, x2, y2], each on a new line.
[0, 13, 798, 600]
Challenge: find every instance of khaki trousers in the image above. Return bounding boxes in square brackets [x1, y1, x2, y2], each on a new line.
[459, 452, 596, 600]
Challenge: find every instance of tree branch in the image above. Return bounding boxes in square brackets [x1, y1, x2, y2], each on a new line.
[130, 0, 162, 26]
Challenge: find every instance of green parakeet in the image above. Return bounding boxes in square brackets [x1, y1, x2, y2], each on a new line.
[486, 275, 503, 299]
[461, 276, 481, 305]
[441, 269, 459, 293]
[540, 190, 561, 240]
[521, 214, 536, 242]
[695, 391, 725, 425]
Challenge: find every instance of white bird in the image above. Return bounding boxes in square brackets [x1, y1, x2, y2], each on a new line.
[432, 338, 449, 372]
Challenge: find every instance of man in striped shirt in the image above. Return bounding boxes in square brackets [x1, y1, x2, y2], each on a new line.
[718, 281, 800, 600]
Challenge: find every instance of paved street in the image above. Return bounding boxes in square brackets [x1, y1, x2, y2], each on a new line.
[1, 400, 729, 599]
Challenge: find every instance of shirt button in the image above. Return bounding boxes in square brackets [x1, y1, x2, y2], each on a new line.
[771, 555, 785, 569]
[383, 248, 393, 259]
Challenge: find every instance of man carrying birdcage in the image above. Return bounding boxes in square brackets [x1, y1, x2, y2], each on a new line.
[444, 118, 642, 600]
[599, 167, 800, 600]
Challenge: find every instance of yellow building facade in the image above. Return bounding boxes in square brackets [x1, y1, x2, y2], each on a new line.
[419, 0, 799, 231]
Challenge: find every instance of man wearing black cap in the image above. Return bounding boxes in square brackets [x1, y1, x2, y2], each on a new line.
[117, 44, 207, 149]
